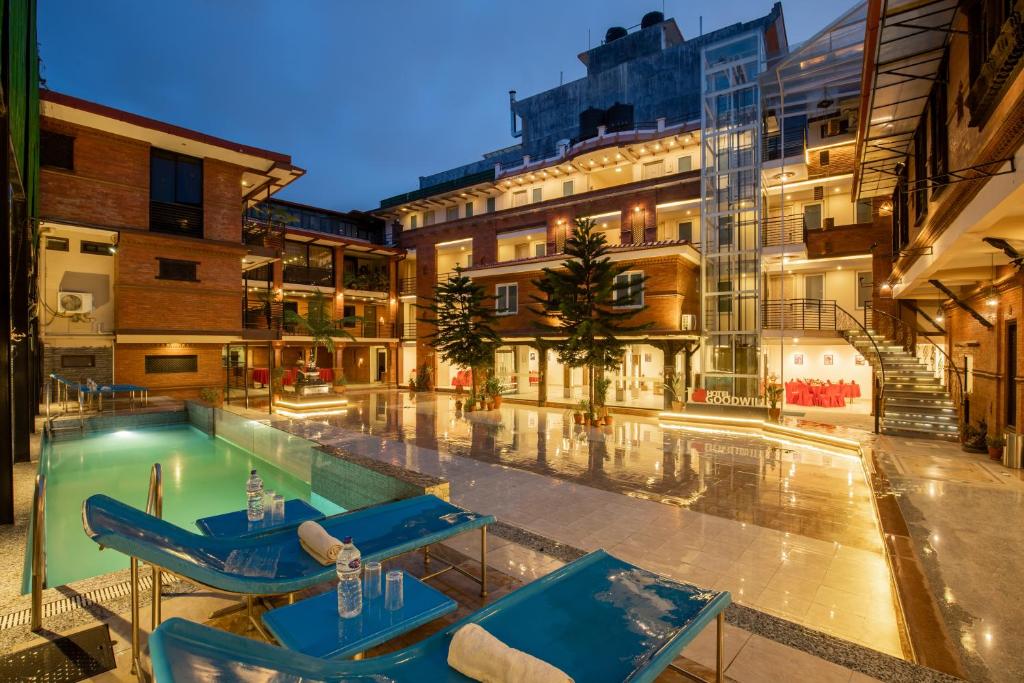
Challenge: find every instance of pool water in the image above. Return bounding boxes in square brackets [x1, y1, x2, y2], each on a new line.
[30, 424, 342, 589]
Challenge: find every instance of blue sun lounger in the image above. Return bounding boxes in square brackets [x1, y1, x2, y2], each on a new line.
[83, 493, 494, 673]
[149, 550, 731, 683]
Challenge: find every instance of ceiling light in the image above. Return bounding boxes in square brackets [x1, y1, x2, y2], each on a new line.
[615, 153, 622, 159]
[564, 165, 572, 172]
[241, 180, 249, 187]
[640, 146, 647, 153]
[615, 167, 622, 173]
[589, 160, 595, 165]
[785, 194, 792, 200]
[654, 143, 661, 150]
[668, 140, 675, 147]
[602, 156, 608, 162]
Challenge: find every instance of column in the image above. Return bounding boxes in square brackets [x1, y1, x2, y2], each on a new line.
[536, 341, 547, 405]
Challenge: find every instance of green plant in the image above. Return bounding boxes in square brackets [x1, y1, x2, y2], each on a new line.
[986, 434, 1005, 448]
[271, 367, 285, 394]
[283, 289, 357, 367]
[483, 375, 504, 398]
[575, 399, 592, 416]
[594, 377, 612, 408]
[531, 218, 650, 413]
[198, 387, 220, 405]
[421, 267, 500, 397]
[464, 395, 477, 410]
[663, 375, 685, 403]
[414, 363, 433, 392]
[333, 373, 347, 387]
[762, 373, 784, 410]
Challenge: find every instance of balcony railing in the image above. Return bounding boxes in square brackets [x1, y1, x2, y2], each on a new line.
[762, 216, 806, 247]
[402, 322, 417, 338]
[243, 299, 282, 335]
[243, 217, 285, 250]
[283, 320, 396, 338]
[343, 269, 389, 292]
[283, 265, 334, 287]
[762, 299, 837, 330]
[398, 277, 416, 294]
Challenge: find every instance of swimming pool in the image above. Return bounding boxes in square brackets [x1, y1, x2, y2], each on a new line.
[28, 423, 343, 589]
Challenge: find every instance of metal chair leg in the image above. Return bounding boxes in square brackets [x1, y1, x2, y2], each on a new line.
[480, 526, 488, 598]
[716, 611, 724, 683]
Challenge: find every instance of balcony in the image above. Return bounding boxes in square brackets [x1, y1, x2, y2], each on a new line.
[398, 276, 416, 295]
[282, 319, 396, 339]
[762, 216, 806, 248]
[283, 265, 334, 287]
[242, 299, 282, 340]
[402, 322, 417, 338]
[343, 268, 389, 293]
[243, 217, 285, 251]
[762, 299, 837, 331]
[150, 201, 203, 239]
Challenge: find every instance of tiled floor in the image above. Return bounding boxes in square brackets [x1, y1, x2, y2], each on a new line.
[280, 391, 903, 657]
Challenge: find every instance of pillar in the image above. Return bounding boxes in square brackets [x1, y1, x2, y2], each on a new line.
[536, 342, 547, 405]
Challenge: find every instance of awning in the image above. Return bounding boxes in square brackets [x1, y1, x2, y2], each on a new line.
[854, 0, 959, 199]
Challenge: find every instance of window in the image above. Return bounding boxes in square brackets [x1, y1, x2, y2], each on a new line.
[145, 355, 198, 373]
[531, 188, 542, 203]
[81, 241, 113, 256]
[465, 201, 474, 218]
[45, 236, 69, 251]
[820, 118, 850, 138]
[446, 205, 459, 222]
[512, 190, 528, 207]
[150, 149, 203, 237]
[930, 54, 949, 197]
[856, 199, 873, 223]
[562, 180, 574, 197]
[40, 131, 74, 170]
[717, 218, 733, 248]
[486, 197, 496, 213]
[677, 156, 692, 173]
[424, 210, 436, 226]
[804, 274, 824, 301]
[535, 242, 546, 257]
[614, 271, 644, 308]
[157, 258, 198, 281]
[410, 214, 418, 229]
[61, 354, 95, 368]
[912, 118, 928, 224]
[716, 280, 732, 313]
[642, 160, 665, 179]
[819, 150, 830, 166]
[803, 203, 822, 230]
[856, 271, 872, 308]
[514, 243, 529, 260]
[496, 283, 518, 315]
[677, 221, 693, 242]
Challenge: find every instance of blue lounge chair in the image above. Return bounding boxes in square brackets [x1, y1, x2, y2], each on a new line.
[83, 493, 494, 674]
[149, 550, 731, 683]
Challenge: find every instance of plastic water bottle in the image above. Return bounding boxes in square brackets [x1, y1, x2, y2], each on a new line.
[336, 537, 362, 618]
[246, 469, 264, 522]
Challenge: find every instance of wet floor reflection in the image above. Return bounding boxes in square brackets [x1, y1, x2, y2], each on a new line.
[311, 392, 881, 551]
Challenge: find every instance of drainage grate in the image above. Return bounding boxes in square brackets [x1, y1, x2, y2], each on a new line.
[0, 623, 115, 682]
[0, 573, 176, 631]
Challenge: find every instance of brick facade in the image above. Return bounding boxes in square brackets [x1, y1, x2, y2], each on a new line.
[115, 343, 226, 398]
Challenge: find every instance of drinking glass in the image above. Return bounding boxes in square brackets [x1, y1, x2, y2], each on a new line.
[385, 570, 404, 611]
[364, 561, 382, 600]
[263, 490, 276, 520]
[272, 494, 285, 522]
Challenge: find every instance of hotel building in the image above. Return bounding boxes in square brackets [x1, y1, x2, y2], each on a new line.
[37, 91, 403, 410]
[375, 6, 902, 423]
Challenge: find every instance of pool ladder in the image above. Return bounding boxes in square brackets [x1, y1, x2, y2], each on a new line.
[30, 474, 45, 632]
[130, 463, 163, 678]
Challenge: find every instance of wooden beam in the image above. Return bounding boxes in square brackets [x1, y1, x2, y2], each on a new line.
[929, 279, 993, 329]
[905, 301, 945, 335]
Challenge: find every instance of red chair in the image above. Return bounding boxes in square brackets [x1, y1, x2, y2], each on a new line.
[824, 384, 845, 407]
[785, 382, 802, 405]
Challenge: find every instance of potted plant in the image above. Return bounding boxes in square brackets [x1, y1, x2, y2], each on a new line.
[270, 367, 285, 399]
[962, 419, 987, 453]
[663, 375, 686, 411]
[198, 387, 222, 407]
[987, 434, 1005, 461]
[763, 373, 784, 422]
[333, 373, 347, 394]
[484, 376, 504, 409]
[415, 363, 433, 392]
[464, 394, 476, 413]
[408, 371, 417, 392]
[573, 400, 587, 425]
[594, 377, 612, 425]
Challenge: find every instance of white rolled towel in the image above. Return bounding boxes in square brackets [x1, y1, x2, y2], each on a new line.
[297, 521, 342, 566]
[447, 623, 573, 683]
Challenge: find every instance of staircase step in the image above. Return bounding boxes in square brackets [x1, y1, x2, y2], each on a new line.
[883, 417, 959, 432]
[882, 425, 960, 441]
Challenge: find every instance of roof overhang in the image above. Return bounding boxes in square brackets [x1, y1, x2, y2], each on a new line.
[854, 0, 959, 200]
[41, 90, 305, 205]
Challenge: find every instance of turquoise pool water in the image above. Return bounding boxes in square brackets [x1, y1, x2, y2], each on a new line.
[29, 424, 343, 589]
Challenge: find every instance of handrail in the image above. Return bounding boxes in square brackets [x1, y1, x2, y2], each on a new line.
[30, 473, 46, 632]
[835, 303, 887, 434]
[44, 379, 51, 436]
[868, 305, 966, 423]
[131, 463, 162, 676]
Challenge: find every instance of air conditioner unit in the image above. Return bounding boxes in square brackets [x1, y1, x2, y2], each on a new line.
[680, 314, 697, 331]
[58, 291, 93, 314]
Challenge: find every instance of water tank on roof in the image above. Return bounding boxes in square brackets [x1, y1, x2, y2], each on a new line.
[605, 102, 635, 133]
[641, 11, 664, 29]
[605, 26, 628, 43]
[579, 107, 605, 140]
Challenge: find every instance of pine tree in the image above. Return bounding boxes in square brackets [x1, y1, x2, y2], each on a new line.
[421, 266, 500, 396]
[531, 218, 650, 416]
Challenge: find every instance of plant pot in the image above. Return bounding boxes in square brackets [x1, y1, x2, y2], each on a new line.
[485, 401, 495, 411]
[455, 400, 463, 411]
[493, 395, 503, 409]
[465, 404, 474, 413]
[989, 446, 1004, 461]
[671, 401, 683, 412]
[603, 415, 613, 425]
[334, 386, 347, 394]
[573, 413, 584, 425]
[768, 407, 781, 422]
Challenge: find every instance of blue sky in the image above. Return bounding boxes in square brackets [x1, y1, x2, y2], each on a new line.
[40, 0, 853, 212]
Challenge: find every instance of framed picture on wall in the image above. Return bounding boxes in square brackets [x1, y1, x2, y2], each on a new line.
[855, 355, 866, 366]
[793, 353, 805, 366]
[824, 354, 834, 366]
[529, 352, 536, 361]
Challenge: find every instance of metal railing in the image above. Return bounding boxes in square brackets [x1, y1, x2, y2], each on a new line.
[398, 276, 416, 294]
[283, 265, 334, 287]
[343, 270, 389, 293]
[762, 215, 806, 247]
[836, 304, 887, 434]
[402, 322, 417, 338]
[30, 474, 45, 632]
[243, 217, 285, 250]
[130, 463, 162, 676]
